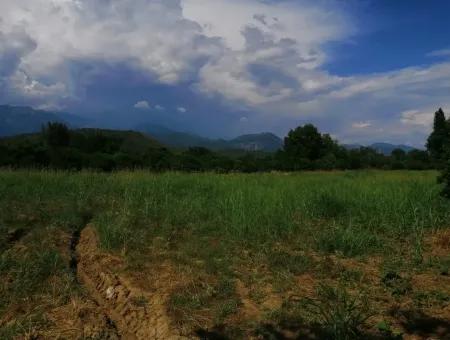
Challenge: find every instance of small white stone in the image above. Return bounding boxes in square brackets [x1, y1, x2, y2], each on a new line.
[106, 286, 115, 299]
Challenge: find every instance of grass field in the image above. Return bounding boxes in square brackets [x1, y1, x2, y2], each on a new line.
[1, 170, 450, 339]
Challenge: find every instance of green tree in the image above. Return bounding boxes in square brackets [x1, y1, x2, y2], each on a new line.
[42, 122, 70, 147]
[284, 124, 324, 161]
[282, 124, 343, 170]
[426, 108, 449, 162]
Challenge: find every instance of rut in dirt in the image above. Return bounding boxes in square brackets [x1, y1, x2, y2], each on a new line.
[67, 215, 120, 339]
[75, 224, 188, 340]
[69, 211, 94, 278]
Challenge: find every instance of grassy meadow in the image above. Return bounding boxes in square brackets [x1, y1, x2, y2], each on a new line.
[1, 170, 450, 338]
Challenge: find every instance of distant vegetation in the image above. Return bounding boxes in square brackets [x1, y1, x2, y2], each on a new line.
[0, 120, 436, 172]
[1, 105, 450, 196]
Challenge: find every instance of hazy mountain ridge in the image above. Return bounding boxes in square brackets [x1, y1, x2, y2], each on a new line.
[369, 143, 416, 155]
[136, 124, 283, 152]
[0, 105, 89, 137]
[343, 143, 417, 155]
[1, 105, 418, 154]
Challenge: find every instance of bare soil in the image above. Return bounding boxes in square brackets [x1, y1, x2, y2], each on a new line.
[76, 225, 189, 340]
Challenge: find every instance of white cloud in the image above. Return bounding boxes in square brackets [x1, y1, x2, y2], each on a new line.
[186, 0, 352, 107]
[0, 0, 222, 107]
[240, 116, 248, 123]
[427, 49, 450, 58]
[155, 105, 165, 111]
[134, 100, 150, 110]
[177, 106, 187, 113]
[0, 0, 353, 109]
[352, 121, 371, 129]
[182, 0, 352, 51]
[401, 109, 435, 127]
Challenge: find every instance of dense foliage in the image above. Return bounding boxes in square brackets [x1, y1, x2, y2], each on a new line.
[427, 109, 450, 197]
[0, 121, 435, 172]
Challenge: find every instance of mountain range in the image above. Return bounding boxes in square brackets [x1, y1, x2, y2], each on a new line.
[0, 105, 88, 137]
[0, 105, 283, 152]
[136, 124, 283, 152]
[0, 105, 418, 154]
[343, 143, 416, 155]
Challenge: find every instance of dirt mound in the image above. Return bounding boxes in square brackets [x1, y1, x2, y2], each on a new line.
[76, 225, 188, 340]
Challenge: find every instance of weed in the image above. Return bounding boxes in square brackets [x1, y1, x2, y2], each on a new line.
[376, 320, 403, 339]
[339, 268, 363, 284]
[300, 284, 372, 340]
[316, 226, 382, 257]
[0, 313, 48, 340]
[168, 277, 239, 331]
[381, 271, 412, 296]
[413, 290, 450, 308]
[268, 250, 314, 275]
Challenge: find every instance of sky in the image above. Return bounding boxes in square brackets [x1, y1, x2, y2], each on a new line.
[0, 0, 450, 147]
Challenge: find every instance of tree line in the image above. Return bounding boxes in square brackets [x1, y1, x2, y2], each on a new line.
[0, 117, 441, 173]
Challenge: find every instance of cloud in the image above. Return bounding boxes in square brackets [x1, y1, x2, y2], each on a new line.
[134, 100, 150, 110]
[177, 106, 187, 113]
[0, 0, 448, 146]
[187, 0, 353, 107]
[155, 105, 165, 111]
[240, 116, 248, 123]
[0, 0, 223, 108]
[0, 0, 352, 109]
[352, 121, 371, 129]
[427, 49, 450, 58]
[401, 109, 435, 127]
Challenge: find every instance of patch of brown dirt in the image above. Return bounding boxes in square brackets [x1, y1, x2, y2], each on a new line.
[76, 225, 188, 339]
[235, 279, 261, 320]
[411, 273, 450, 292]
[294, 273, 317, 298]
[425, 228, 450, 257]
[43, 297, 119, 339]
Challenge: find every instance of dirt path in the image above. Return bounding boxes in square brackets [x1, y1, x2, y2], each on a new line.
[76, 225, 188, 340]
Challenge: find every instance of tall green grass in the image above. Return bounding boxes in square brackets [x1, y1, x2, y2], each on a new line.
[1, 170, 449, 256]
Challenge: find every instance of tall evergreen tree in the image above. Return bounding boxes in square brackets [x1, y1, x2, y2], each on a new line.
[426, 108, 449, 161]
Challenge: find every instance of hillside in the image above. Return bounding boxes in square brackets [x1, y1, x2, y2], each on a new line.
[136, 124, 283, 152]
[1, 105, 418, 155]
[0, 105, 88, 137]
[136, 124, 230, 150]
